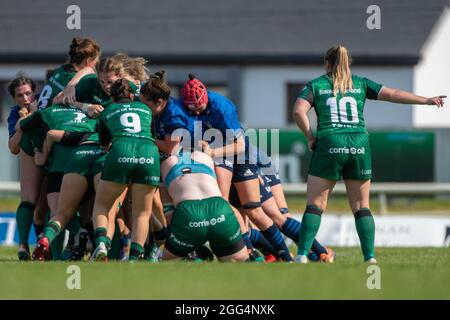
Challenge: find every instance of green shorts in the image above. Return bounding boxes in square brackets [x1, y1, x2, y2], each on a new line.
[64, 144, 107, 181]
[20, 128, 45, 156]
[165, 196, 244, 258]
[309, 132, 372, 181]
[101, 137, 160, 186]
[48, 143, 75, 173]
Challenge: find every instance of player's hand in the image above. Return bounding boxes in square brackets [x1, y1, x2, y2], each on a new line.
[28, 100, 38, 113]
[18, 107, 29, 118]
[53, 92, 64, 104]
[62, 85, 77, 105]
[426, 96, 446, 107]
[87, 104, 104, 118]
[307, 137, 317, 152]
[198, 140, 214, 157]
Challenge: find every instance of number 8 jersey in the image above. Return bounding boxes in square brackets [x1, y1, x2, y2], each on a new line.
[298, 74, 383, 139]
[98, 100, 154, 145]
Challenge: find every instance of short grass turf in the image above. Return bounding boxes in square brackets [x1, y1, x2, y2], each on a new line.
[0, 247, 449, 299]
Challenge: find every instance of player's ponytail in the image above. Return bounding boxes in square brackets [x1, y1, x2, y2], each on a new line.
[68, 37, 100, 65]
[325, 45, 353, 96]
[140, 70, 171, 102]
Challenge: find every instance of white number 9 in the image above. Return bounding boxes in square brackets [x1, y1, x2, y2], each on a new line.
[120, 112, 141, 133]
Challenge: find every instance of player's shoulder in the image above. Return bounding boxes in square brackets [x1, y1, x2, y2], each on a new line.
[165, 98, 189, 118]
[8, 105, 20, 116]
[309, 74, 331, 86]
[207, 90, 237, 117]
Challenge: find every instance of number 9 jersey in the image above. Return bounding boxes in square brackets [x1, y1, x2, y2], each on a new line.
[298, 74, 383, 139]
[98, 101, 154, 145]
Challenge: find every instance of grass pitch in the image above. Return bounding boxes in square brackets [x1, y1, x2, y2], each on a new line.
[0, 246, 449, 300]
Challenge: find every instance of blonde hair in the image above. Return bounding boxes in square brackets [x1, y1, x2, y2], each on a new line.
[110, 53, 150, 82]
[96, 55, 126, 77]
[325, 45, 353, 96]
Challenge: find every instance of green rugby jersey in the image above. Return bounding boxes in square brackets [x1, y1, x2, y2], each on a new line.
[98, 100, 153, 145]
[38, 64, 77, 109]
[76, 74, 140, 107]
[75, 75, 140, 143]
[298, 74, 383, 139]
[21, 104, 97, 133]
[75, 74, 111, 106]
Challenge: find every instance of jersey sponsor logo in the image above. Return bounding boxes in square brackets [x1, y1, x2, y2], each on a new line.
[145, 175, 160, 182]
[75, 149, 103, 156]
[188, 214, 226, 228]
[229, 228, 241, 241]
[73, 112, 87, 123]
[328, 147, 365, 155]
[169, 233, 194, 248]
[48, 76, 65, 91]
[117, 156, 155, 164]
[319, 88, 361, 95]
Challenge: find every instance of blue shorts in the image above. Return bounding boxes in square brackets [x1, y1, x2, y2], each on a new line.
[229, 175, 273, 208]
[263, 173, 281, 187]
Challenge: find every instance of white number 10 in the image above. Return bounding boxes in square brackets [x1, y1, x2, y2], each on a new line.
[326, 97, 359, 124]
[120, 113, 141, 133]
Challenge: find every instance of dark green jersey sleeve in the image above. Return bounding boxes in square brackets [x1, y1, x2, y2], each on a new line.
[75, 75, 98, 102]
[20, 112, 43, 132]
[298, 82, 314, 105]
[364, 77, 383, 100]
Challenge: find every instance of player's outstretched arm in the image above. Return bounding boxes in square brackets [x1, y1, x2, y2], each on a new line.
[378, 87, 446, 107]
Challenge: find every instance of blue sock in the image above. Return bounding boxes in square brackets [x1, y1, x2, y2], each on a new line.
[311, 239, 328, 256]
[249, 228, 277, 256]
[261, 224, 293, 261]
[242, 232, 254, 250]
[281, 217, 301, 243]
[282, 218, 328, 256]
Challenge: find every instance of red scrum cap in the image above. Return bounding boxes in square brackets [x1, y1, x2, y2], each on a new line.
[181, 74, 208, 108]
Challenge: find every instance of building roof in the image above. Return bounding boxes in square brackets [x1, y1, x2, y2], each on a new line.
[0, 0, 448, 65]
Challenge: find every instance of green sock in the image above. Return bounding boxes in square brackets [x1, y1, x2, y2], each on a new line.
[94, 227, 108, 248]
[43, 221, 61, 243]
[51, 231, 64, 260]
[297, 205, 323, 256]
[354, 208, 375, 261]
[129, 242, 144, 261]
[16, 202, 35, 246]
